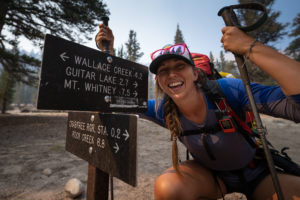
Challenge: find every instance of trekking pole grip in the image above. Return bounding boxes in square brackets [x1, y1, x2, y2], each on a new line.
[218, 4, 285, 200]
[218, 7, 251, 85]
[101, 16, 110, 54]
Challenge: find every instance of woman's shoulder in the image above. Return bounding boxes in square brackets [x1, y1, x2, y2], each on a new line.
[216, 78, 283, 102]
[144, 99, 165, 126]
[217, 78, 243, 88]
[216, 78, 244, 100]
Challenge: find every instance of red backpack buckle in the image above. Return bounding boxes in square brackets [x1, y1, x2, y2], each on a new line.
[219, 116, 236, 133]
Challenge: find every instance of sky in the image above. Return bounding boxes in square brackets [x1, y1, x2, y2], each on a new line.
[20, 0, 300, 66]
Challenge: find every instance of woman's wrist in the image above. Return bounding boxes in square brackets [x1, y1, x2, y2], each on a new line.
[245, 39, 258, 59]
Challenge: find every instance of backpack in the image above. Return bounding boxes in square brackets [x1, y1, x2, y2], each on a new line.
[191, 52, 256, 131]
[191, 53, 223, 80]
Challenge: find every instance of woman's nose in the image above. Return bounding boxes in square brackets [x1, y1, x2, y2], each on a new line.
[167, 69, 178, 77]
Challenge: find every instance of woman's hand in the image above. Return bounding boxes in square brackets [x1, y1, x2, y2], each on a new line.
[96, 23, 114, 54]
[221, 26, 254, 56]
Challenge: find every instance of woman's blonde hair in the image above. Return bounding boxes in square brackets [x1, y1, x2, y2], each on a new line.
[154, 66, 207, 174]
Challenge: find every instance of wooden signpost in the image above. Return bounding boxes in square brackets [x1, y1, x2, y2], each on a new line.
[37, 34, 148, 199]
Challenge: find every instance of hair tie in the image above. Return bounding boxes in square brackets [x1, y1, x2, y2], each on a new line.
[246, 39, 258, 59]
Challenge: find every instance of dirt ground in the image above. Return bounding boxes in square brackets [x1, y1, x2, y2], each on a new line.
[0, 111, 299, 200]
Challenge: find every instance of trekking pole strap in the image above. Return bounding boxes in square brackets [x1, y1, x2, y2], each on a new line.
[218, 3, 285, 200]
[217, 3, 267, 32]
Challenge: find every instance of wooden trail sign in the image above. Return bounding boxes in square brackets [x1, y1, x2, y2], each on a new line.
[66, 112, 138, 186]
[37, 34, 148, 113]
[37, 34, 148, 199]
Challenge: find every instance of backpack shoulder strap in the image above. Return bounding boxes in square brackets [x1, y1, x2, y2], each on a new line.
[203, 80, 223, 98]
[203, 80, 256, 136]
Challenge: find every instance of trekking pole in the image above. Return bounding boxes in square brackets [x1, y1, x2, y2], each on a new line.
[100, 16, 111, 54]
[97, 15, 115, 200]
[218, 3, 284, 200]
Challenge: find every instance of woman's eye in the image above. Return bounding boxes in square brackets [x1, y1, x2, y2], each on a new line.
[158, 69, 167, 75]
[176, 64, 185, 70]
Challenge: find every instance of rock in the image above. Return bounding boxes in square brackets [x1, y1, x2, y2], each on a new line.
[64, 178, 84, 198]
[77, 173, 88, 183]
[42, 168, 52, 176]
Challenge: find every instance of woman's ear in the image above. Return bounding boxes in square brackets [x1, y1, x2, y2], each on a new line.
[193, 69, 200, 81]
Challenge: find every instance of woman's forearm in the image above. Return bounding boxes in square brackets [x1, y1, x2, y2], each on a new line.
[248, 42, 300, 95]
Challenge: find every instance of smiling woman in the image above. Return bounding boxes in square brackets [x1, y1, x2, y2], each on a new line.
[155, 58, 199, 106]
[95, 23, 300, 200]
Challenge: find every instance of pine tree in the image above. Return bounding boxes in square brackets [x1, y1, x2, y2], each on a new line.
[0, 69, 16, 113]
[117, 45, 127, 59]
[285, 13, 300, 61]
[219, 50, 227, 71]
[236, 0, 288, 85]
[237, 0, 288, 44]
[215, 59, 221, 71]
[174, 24, 185, 44]
[13, 82, 22, 106]
[209, 52, 215, 65]
[0, 0, 109, 85]
[224, 61, 240, 78]
[12, 82, 36, 106]
[125, 30, 144, 62]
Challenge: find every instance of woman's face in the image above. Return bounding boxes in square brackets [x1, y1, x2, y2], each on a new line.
[157, 58, 198, 101]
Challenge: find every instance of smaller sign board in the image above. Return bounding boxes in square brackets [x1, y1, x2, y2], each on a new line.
[66, 112, 137, 186]
[37, 34, 148, 113]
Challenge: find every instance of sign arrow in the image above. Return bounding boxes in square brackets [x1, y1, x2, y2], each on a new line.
[133, 91, 138, 97]
[60, 52, 69, 62]
[123, 130, 130, 141]
[113, 142, 119, 153]
[133, 81, 138, 88]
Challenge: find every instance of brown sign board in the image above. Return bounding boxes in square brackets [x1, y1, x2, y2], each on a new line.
[66, 112, 137, 186]
[37, 34, 148, 113]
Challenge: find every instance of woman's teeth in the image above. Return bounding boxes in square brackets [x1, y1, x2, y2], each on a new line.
[168, 82, 184, 88]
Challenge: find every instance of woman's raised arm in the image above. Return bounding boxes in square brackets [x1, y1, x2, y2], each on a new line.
[221, 26, 300, 95]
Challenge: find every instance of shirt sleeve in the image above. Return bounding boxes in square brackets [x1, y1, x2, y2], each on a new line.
[217, 78, 300, 123]
[143, 99, 165, 126]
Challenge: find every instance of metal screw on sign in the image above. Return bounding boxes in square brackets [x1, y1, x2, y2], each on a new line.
[89, 146, 93, 155]
[107, 56, 113, 63]
[91, 115, 95, 122]
[104, 96, 111, 103]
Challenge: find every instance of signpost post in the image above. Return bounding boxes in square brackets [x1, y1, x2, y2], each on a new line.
[37, 33, 148, 199]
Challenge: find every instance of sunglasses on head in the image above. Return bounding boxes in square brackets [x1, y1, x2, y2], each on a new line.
[150, 43, 192, 61]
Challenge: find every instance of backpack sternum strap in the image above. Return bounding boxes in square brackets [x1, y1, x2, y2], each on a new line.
[182, 126, 222, 136]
